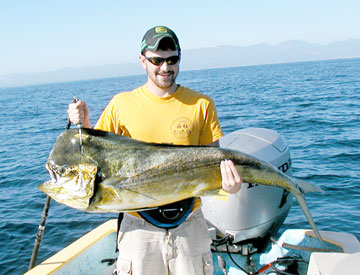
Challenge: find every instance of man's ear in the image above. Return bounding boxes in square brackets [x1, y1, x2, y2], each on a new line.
[139, 55, 147, 69]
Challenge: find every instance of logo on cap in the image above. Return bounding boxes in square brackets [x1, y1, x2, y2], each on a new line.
[155, 26, 168, 34]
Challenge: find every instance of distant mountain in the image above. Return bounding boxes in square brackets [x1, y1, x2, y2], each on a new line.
[180, 39, 360, 70]
[1, 39, 359, 88]
[0, 63, 144, 88]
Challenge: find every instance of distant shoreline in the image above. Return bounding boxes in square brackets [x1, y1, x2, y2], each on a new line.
[0, 42, 360, 88]
[1, 57, 359, 90]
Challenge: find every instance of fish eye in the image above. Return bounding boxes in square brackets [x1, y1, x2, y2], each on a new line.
[97, 171, 105, 181]
[58, 167, 66, 174]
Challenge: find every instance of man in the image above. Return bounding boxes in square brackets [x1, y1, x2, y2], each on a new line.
[68, 26, 241, 275]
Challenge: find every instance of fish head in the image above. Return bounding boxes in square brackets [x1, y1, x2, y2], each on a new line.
[38, 129, 99, 210]
[39, 159, 98, 210]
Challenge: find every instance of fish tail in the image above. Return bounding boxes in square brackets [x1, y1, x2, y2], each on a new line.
[293, 178, 325, 194]
[294, 191, 327, 248]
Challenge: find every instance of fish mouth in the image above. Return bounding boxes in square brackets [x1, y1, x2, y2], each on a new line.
[46, 161, 69, 182]
[39, 160, 98, 210]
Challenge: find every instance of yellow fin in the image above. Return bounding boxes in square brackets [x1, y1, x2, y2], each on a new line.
[213, 189, 229, 201]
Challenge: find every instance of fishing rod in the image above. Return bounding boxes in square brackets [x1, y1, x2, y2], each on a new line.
[28, 195, 51, 270]
[28, 97, 81, 270]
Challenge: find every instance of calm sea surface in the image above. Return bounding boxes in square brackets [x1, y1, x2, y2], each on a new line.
[1, 58, 359, 274]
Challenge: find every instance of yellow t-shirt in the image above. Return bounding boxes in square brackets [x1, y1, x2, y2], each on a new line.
[94, 85, 224, 215]
[95, 85, 223, 145]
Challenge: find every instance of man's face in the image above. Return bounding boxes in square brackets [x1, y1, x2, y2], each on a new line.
[140, 50, 180, 90]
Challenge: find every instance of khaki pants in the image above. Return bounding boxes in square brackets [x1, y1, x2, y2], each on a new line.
[116, 209, 214, 275]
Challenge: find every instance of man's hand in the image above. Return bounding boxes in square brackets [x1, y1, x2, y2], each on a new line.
[220, 160, 242, 193]
[67, 100, 91, 128]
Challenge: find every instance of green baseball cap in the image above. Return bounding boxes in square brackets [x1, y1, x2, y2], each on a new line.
[141, 26, 181, 54]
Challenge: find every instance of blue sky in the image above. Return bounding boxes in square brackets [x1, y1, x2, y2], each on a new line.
[1, 0, 359, 75]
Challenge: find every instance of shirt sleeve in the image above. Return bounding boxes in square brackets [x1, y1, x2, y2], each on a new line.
[199, 99, 223, 145]
[94, 97, 123, 135]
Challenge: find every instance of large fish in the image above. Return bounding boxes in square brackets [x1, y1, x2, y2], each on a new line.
[39, 128, 325, 245]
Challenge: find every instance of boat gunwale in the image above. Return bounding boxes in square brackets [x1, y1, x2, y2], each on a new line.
[24, 219, 118, 275]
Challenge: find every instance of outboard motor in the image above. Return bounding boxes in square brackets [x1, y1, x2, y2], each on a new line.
[201, 128, 293, 243]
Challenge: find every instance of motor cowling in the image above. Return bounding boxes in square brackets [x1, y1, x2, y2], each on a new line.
[201, 128, 293, 243]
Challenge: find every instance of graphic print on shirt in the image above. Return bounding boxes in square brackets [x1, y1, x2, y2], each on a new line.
[170, 117, 193, 139]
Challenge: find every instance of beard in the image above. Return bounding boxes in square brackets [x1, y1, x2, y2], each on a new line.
[147, 68, 178, 89]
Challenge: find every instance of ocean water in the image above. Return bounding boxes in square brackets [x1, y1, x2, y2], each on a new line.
[1, 58, 359, 274]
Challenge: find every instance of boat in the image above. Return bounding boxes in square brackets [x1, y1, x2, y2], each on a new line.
[25, 128, 360, 274]
[23, 219, 360, 275]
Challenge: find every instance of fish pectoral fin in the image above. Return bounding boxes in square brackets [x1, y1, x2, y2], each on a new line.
[101, 176, 128, 187]
[295, 178, 325, 194]
[101, 176, 157, 201]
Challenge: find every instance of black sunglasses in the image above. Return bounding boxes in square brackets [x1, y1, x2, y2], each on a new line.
[144, 55, 180, 66]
